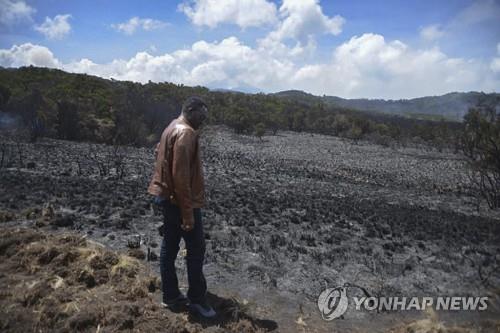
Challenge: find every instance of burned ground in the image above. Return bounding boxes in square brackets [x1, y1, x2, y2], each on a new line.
[1, 126, 499, 332]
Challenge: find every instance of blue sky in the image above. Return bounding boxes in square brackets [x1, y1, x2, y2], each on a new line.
[0, 0, 499, 99]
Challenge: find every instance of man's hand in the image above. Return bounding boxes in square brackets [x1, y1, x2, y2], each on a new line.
[181, 220, 194, 232]
[154, 142, 159, 158]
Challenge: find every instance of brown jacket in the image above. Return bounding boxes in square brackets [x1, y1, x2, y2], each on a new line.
[148, 116, 205, 227]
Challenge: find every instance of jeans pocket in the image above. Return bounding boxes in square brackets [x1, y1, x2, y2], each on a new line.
[153, 196, 166, 206]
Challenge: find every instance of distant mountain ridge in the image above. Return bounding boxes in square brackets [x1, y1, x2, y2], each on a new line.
[273, 90, 500, 121]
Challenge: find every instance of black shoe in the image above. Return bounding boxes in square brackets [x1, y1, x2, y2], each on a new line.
[189, 299, 216, 318]
[161, 293, 189, 308]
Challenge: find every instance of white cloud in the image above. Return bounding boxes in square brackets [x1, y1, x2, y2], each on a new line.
[63, 37, 294, 90]
[271, 0, 345, 42]
[1, 35, 499, 99]
[420, 24, 445, 41]
[0, 43, 60, 68]
[35, 14, 72, 40]
[257, 0, 344, 58]
[179, 0, 344, 59]
[112, 17, 168, 35]
[178, 0, 277, 28]
[0, 0, 35, 25]
[290, 33, 499, 98]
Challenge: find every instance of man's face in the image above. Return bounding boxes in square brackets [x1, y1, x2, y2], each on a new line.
[189, 105, 208, 130]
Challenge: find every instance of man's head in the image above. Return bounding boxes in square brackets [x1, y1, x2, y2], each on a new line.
[181, 96, 208, 130]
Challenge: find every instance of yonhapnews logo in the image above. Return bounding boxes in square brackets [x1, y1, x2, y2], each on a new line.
[317, 287, 349, 320]
[317, 285, 489, 321]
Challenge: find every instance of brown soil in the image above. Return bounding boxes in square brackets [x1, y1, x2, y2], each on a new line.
[0, 227, 277, 333]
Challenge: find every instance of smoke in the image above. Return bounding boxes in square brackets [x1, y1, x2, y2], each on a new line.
[0, 112, 20, 130]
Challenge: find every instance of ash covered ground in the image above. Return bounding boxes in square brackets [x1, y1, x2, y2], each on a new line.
[1, 125, 499, 332]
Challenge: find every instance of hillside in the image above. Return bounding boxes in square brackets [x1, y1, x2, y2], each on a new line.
[274, 90, 500, 121]
[0, 66, 463, 148]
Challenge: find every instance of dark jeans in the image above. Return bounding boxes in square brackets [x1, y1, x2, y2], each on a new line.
[159, 199, 207, 304]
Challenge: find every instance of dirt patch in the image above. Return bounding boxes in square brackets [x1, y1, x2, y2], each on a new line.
[0, 227, 277, 332]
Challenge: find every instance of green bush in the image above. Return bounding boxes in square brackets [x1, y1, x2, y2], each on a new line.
[254, 122, 266, 141]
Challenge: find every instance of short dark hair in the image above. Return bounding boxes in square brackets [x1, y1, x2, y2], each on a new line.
[182, 96, 207, 114]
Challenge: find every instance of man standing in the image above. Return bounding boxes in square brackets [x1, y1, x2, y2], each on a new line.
[148, 96, 216, 318]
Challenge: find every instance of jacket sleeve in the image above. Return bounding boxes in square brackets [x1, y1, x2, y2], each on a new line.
[154, 142, 159, 159]
[172, 129, 196, 227]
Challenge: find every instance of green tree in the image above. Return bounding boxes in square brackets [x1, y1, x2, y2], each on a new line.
[333, 114, 350, 135]
[374, 123, 390, 136]
[254, 122, 266, 141]
[226, 107, 252, 134]
[267, 108, 285, 135]
[345, 124, 363, 142]
[291, 110, 306, 132]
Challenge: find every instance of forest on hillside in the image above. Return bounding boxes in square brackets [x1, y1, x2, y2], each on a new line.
[0, 66, 493, 149]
